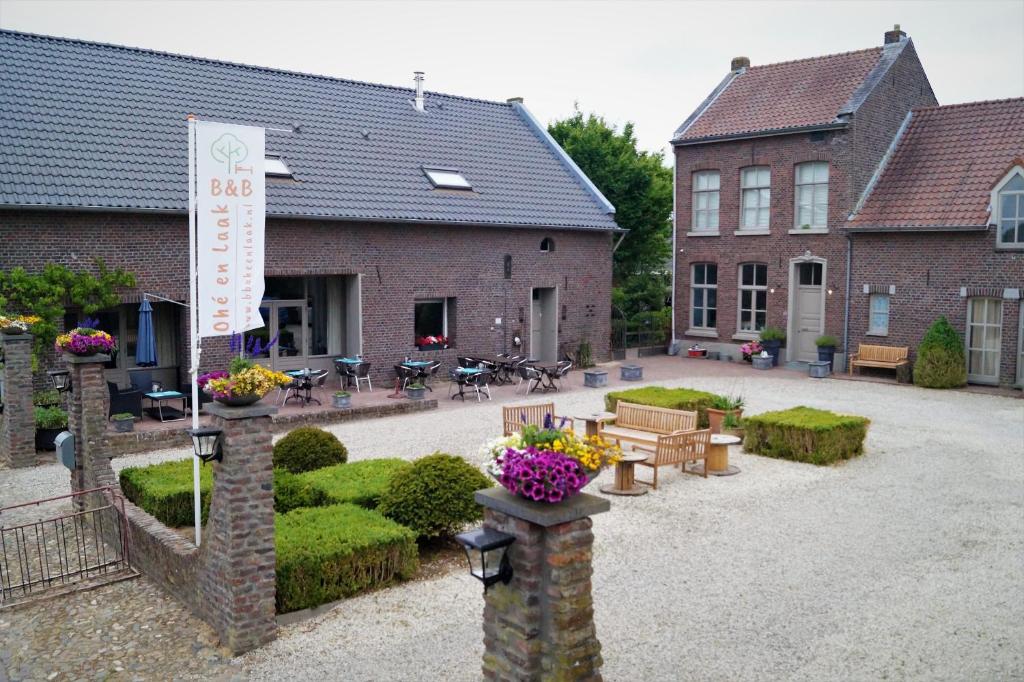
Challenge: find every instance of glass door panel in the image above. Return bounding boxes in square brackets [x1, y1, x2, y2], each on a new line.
[967, 298, 1002, 384]
[274, 301, 306, 370]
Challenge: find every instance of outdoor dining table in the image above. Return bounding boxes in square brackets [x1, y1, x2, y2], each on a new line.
[462, 354, 515, 384]
[526, 362, 562, 392]
[285, 369, 322, 407]
[450, 366, 483, 400]
[335, 357, 362, 388]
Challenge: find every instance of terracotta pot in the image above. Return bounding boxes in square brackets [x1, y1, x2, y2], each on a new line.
[707, 408, 743, 434]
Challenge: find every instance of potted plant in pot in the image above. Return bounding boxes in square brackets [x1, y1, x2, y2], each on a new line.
[332, 391, 352, 409]
[707, 395, 744, 434]
[722, 412, 744, 439]
[740, 340, 762, 363]
[0, 314, 40, 335]
[815, 335, 839, 371]
[111, 412, 135, 433]
[406, 382, 427, 400]
[415, 335, 448, 351]
[55, 326, 116, 358]
[759, 327, 786, 366]
[34, 405, 67, 451]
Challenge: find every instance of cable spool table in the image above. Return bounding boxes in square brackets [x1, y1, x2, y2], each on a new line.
[599, 452, 649, 496]
[687, 434, 741, 476]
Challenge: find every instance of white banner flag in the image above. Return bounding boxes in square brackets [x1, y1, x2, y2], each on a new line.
[195, 120, 266, 337]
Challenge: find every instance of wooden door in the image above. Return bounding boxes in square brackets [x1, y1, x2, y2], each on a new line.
[792, 262, 823, 362]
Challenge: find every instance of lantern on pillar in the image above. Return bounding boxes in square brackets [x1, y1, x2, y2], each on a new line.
[47, 368, 72, 395]
[455, 527, 515, 591]
[187, 427, 223, 462]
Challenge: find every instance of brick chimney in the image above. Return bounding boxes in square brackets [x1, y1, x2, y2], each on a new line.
[731, 56, 750, 72]
[884, 24, 906, 44]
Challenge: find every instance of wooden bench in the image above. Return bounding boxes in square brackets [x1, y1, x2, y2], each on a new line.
[503, 402, 567, 436]
[597, 402, 697, 449]
[848, 344, 910, 382]
[632, 429, 712, 489]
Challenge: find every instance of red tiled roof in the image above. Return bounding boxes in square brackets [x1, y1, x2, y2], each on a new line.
[676, 47, 884, 142]
[848, 98, 1024, 229]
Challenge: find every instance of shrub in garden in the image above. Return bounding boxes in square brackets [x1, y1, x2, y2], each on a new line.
[377, 453, 492, 539]
[300, 458, 411, 509]
[120, 459, 212, 526]
[273, 468, 329, 514]
[272, 426, 348, 473]
[604, 386, 720, 427]
[913, 316, 967, 388]
[34, 405, 68, 430]
[275, 504, 418, 613]
[743, 406, 869, 465]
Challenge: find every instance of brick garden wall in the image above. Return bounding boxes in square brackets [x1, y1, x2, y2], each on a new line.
[0, 210, 613, 383]
[849, 230, 1023, 385]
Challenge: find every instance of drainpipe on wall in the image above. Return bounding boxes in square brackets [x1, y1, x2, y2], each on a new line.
[843, 233, 853, 360]
[670, 160, 678, 345]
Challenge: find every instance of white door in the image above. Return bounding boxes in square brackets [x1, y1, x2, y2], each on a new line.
[967, 298, 1002, 384]
[792, 262, 824, 362]
[1018, 308, 1023, 387]
[530, 288, 558, 362]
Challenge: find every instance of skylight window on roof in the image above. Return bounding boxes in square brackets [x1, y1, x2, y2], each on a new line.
[424, 168, 471, 190]
[265, 155, 293, 177]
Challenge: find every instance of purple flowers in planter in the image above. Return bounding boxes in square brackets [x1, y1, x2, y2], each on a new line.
[197, 370, 229, 390]
[497, 447, 587, 504]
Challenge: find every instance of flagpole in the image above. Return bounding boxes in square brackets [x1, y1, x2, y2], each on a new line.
[187, 114, 203, 547]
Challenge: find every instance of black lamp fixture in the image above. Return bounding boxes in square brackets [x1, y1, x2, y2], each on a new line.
[455, 527, 515, 592]
[187, 427, 223, 463]
[47, 368, 72, 395]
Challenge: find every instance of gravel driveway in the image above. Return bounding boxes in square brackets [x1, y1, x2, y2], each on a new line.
[3, 370, 1022, 680]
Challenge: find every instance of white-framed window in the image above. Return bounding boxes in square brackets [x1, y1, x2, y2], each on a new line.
[423, 167, 471, 190]
[738, 263, 768, 332]
[692, 170, 720, 231]
[691, 263, 718, 329]
[868, 294, 890, 335]
[795, 162, 829, 230]
[540, 237, 555, 252]
[996, 171, 1024, 247]
[264, 155, 293, 177]
[740, 166, 771, 229]
[967, 297, 1003, 383]
[414, 298, 456, 344]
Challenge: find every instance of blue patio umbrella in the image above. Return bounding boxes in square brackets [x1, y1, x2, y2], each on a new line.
[135, 299, 158, 367]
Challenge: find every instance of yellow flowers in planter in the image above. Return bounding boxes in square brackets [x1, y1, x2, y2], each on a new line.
[203, 364, 291, 400]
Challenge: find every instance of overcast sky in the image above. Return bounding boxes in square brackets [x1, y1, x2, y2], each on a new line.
[2, 0, 1021, 158]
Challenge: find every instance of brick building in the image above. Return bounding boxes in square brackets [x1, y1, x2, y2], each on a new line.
[847, 99, 1024, 386]
[0, 30, 619, 387]
[671, 26, 1023, 386]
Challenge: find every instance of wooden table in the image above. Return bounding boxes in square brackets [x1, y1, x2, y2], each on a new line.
[575, 412, 616, 438]
[600, 452, 648, 496]
[689, 433, 741, 476]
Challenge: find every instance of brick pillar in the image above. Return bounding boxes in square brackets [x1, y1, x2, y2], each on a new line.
[200, 402, 277, 654]
[65, 353, 113, 496]
[0, 333, 36, 468]
[475, 488, 610, 681]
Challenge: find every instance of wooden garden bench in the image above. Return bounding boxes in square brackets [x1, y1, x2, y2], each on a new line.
[848, 344, 910, 381]
[502, 402, 568, 436]
[597, 402, 697, 449]
[631, 429, 712, 489]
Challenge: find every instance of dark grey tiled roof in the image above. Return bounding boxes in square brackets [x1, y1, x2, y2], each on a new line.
[0, 30, 618, 230]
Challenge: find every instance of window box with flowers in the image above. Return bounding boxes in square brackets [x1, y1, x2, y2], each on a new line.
[415, 335, 449, 351]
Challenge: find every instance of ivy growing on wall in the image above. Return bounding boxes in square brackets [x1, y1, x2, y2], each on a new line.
[0, 261, 136, 368]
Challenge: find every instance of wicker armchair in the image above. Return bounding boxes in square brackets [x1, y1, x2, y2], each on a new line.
[107, 381, 143, 419]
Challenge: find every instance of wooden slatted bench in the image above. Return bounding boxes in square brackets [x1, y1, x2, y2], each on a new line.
[848, 344, 911, 382]
[597, 402, 697, 449]
[503, 402, 568, 436]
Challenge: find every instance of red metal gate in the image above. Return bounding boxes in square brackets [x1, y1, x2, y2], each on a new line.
[0, 486, 136, 608]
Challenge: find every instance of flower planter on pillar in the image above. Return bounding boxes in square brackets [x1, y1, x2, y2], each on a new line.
[475, 487, 610, 681]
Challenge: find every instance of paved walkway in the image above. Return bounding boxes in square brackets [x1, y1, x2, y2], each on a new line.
[2, 356, 1022, 680]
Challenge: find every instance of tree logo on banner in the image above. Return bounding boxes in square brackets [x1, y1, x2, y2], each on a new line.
[210, 133, 248, 173]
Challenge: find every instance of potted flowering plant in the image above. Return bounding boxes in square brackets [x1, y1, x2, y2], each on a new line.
[55, 327, 116, 357]
[333, 391, 352, 408]
[0, 314, 40, 335]
[480, 416, 621, 504]
[199, 359, 291, 406]
[740, 340, 762, 363]
[415, 335, 448, 351]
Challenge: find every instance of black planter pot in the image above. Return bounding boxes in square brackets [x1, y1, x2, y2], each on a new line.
[761, 339, 783, 367]
[416, 343, 444, 351]
[35, 427, 62, 451]
[817, 345, 836, 371]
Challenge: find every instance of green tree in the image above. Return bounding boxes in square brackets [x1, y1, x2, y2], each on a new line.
[913, 316, 968, 388]
[548, 110, 673, 287]
[0, 261, 135, 367]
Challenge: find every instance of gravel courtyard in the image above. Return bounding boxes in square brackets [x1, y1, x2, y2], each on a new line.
[2, 366, 1022, 680]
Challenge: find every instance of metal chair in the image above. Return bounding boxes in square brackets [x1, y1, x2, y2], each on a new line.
[352, 361, 373, 392]
[464, 369, 492, 402]
[394, 364, 418, 390]
[457, 356, 476, 368]
[419, 360, 442, 391]
[310, 369, 329, 405]
[550, 360, 573, 391]
[335, 359, 356, 389]
[515, 364, 543, 395]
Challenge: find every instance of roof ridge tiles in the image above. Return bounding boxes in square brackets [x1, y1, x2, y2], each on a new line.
[910, 97, 1024, 114]
[0, 28, 512, 109]
[745, 45, 882, 72]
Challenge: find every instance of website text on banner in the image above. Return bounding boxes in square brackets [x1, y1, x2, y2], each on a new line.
[195, 121, 266, 337]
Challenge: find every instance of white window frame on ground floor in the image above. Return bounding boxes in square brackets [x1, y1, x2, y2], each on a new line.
[1017, 304, 1024, 387]
[966, 297, 1003, 385]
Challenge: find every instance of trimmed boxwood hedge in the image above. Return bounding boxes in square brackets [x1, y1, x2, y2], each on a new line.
[273, 426, 348, 473]
[299, 458, 411, 509]
[120, 459, 213, 527]
[604, 386, 720, 427]
[743, 406, 870, 465]
[275, 504, 418, 613]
